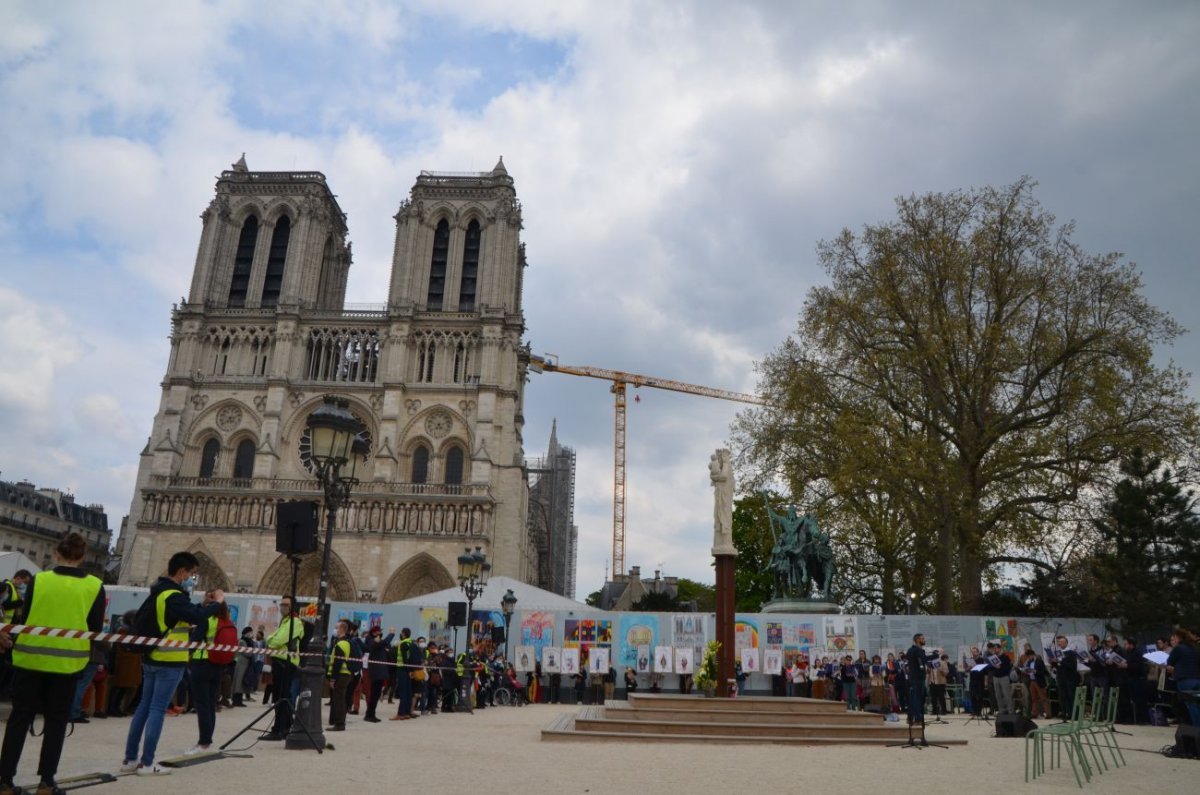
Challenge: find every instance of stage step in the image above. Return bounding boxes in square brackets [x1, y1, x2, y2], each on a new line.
[542, 694, 969, 747]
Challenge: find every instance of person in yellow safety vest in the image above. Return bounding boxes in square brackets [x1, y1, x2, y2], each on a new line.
[0, 569, 32, 625]
[390, 628, 415, 720]
[262, 596, 307, 741]
[0, 533, 105, 795]
[121, 551, 225, 778]
[327, 620, 352, 731]
[0, 568, 33, 703]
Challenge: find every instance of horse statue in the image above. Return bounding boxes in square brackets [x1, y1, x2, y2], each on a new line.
[763, 493, 837, 601]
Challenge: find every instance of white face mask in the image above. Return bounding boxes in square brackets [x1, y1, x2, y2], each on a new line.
[16, 584, 27, 598]
[183, 575, 199, 592]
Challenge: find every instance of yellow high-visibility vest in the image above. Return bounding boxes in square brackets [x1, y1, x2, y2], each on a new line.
[192, 615, 219, 661]
[13, 571, 101, 675]
[328, 639, 352, 677]
[148, 589, 191, 664]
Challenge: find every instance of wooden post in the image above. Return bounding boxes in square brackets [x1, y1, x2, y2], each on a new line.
[715, 553, 736, 696]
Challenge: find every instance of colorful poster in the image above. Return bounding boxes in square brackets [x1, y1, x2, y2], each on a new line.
[654, 646, 673, 673]
[589, 647, 610, 675]
[786, 622, 816, 652]
[421, 607, 451, 649]
[519, 611, 556, 662]
[618, 615, 658, 670]
[763, 648, 783, 674]
[672, 614, 707, 663]
[564, 618, 612, 668]
[984, 618, 1018, 653]
[469, 609, 505, 655]
[336, 609, 370, 631]
[514, 645, 535, 672]
[561, 647, 580, 675]
[227, 604, 240, 627]
[734, 617, 759, 658]
[675, 646, 694, 675]
[766, 622, 784, 646]
[247, 599, 280, 633]
[740, 646, 759, 673]
[542, 646, 562, 673]
[636, 645, 651, 674]
[824, 616, 857, 653]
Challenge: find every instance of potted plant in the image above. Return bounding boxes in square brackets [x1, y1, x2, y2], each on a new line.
[694, 640, 721, 696]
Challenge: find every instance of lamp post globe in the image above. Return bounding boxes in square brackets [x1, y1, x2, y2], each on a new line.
[287, 396, 367, 751]
[456, 546, 490, 711]
[501, 588, 518, 661]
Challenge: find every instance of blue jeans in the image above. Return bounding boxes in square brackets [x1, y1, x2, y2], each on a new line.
[71, 662, 100, 719]
[124, 663, 184, 767]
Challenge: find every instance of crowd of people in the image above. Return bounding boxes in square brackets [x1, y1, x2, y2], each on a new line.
[0, 543, 1196, 790]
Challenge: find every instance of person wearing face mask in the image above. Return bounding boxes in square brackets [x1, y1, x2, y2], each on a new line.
[390, 628, 417, 720]
[0, 570, 32, 699]
[121, 551, 224, 777]
[363, 625, 395, 722]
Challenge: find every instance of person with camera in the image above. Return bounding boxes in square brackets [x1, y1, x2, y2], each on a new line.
[186, 593, 237, 755]
[0, 533, 104, 795]
[122, 551, 224, 777]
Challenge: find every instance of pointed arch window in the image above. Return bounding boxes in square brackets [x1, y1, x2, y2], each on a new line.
[199, 439, 220, 479]
[459, 219, 481, 311]
[444, 445, 464, 486]
[228, 216, 259, 307]
[233, 439, 256, 481]
[261, 216, 290, 307]
[411, 445, 430, 484]
[316, 236, 334, 306]
[426, 219, 449, 310]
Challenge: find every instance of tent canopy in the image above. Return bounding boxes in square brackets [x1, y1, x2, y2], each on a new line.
[392, 575, 596, 612]
[0, 552, 41, 580]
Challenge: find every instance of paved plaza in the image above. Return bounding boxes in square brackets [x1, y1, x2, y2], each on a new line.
[1, 703, 1194, 793]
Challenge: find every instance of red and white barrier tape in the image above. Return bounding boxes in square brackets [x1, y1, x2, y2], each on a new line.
[0, 623, 485, 672]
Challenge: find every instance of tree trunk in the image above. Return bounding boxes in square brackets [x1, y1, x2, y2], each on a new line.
[957, 530, 983, 613]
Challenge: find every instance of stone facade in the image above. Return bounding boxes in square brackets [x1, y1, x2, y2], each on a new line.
[117, 158, 536, 602]
[0, 479, 112, 577]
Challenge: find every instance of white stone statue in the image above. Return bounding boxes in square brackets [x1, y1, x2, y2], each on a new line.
[709, 448, 736, 556]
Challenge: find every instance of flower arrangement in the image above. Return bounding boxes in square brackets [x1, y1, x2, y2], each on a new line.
[693, 639, 721, 695]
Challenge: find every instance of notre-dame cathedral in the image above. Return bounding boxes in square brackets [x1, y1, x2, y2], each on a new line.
[116, 156, 539, 602]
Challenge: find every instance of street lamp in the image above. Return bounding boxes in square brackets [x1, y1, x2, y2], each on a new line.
[907, 592, 918, 616]
[501, 588, 518, 661]
[288, 396, 367, 751]
[456, 545, 490, 711]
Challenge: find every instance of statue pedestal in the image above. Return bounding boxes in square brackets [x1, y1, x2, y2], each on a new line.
[714, 553, 736, 697]
[760, 598, 841, 614]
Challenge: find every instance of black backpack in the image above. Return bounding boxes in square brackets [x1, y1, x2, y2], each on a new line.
[132, 589, 168, 654]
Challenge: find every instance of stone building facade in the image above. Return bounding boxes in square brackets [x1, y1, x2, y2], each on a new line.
[0, 479, 112, 577]
[117, 157, 536, 602]
[526, 420, 578, 598]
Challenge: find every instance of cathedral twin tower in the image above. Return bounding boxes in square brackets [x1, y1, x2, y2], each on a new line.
[117, 157, 535, 602]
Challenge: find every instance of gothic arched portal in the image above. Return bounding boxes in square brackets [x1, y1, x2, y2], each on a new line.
[381, 553, 455, 603]
[256, 547, 357, 601]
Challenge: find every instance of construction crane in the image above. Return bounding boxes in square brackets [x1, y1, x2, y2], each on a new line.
[528, 353, 763, 577]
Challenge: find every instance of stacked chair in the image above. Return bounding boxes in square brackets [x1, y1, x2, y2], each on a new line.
[1025, 686, 1125, 787]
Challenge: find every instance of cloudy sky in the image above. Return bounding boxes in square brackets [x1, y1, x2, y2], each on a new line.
[2, 1, 1198, 597]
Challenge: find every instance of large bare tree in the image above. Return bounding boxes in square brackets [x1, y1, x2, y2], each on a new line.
[735, 178, 1198, 613]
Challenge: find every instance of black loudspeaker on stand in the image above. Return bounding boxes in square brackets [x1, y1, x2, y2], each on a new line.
[448, 601, 467, 627]
[276, 501, 319, 555]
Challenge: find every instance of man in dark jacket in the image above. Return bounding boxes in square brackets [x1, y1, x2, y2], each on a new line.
[905, 633, 929, 733]
[362, 625, 395, 722]
[122, 551, 224, 776]
[1050, 635, 1081, 719]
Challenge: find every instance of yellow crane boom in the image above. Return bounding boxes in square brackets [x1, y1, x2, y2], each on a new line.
[529, 353, 762, 576]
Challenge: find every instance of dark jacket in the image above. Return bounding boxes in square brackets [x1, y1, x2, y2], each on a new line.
[1168, 642, 1199, 681]
[142, 577, 221, 667]
[365, 633, 395, 681]
[905, 645, 927, 683]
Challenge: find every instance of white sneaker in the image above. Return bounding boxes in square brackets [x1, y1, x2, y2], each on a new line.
[119, 760, 138, 774]
[136, 763, 172, 776]
[183, 745, 211, 756]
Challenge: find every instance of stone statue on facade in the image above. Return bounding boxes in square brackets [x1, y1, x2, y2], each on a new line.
[709, 449, 735, 556]
[762, 492, 837, 604]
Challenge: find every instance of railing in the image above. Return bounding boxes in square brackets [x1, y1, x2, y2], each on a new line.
[150, 475, 491, 499]
[139, 490, 492, 537]
[220, 171, 328, 183]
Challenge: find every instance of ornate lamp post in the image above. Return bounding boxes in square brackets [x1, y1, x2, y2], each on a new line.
[501, 588, 518, 661]
[287, 396, 367, 751]
[456, 545, 490, 711]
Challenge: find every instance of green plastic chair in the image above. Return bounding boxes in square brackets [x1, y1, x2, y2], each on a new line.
[1025, 687, 1093, 787]
[1084, 686, 1126, 768]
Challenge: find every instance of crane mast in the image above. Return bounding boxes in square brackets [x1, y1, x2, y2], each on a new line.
[529, 353, 762, 577]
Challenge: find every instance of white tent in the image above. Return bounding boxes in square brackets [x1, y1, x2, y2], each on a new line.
[392, 575, 597, 612]
[0, 551, 41, 580]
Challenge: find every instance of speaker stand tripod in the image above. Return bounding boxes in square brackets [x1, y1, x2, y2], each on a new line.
[886, 721, 948, 750]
